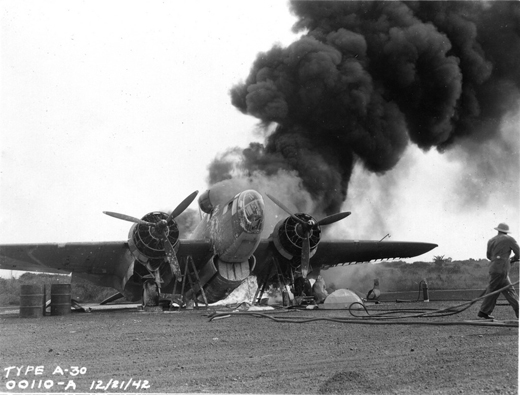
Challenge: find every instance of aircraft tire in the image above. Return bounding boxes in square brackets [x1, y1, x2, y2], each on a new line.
[142, 281, 160, 307]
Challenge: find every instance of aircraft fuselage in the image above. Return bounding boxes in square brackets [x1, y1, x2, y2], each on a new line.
[192, 189, 264, 262]
[183, 189, 265, 302]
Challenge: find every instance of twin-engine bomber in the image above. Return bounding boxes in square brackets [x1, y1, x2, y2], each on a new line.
[0, 188, 437, 306]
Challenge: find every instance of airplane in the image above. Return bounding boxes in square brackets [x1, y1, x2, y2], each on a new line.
[0, 188, 437, 307]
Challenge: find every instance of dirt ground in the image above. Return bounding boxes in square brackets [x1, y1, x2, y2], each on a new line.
[0, 300, 518, 395]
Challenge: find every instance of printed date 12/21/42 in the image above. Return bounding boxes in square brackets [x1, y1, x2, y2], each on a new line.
[90, 378, 150, 391]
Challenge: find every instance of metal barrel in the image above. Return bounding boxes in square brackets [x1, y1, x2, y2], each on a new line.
[19, 284, 45, 318]
[50, 284, 71, 316]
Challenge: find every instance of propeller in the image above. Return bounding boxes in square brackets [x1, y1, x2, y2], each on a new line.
[167, 190, 199, 222]
[266, 193, 351, 278]
[103, 190, 199, 280]
[103, 212, 156, 226]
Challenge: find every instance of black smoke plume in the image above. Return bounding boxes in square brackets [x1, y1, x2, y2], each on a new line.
[212, 1, 520, 216]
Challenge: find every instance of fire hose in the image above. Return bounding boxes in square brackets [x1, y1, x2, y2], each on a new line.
[207, 281, 519, 327]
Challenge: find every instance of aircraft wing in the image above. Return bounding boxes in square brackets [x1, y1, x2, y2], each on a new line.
[0, 240, 213, 296]
[0, 242, 132, 275]
[0, 240, 213, 275]
[177, 240, 214, 267]
[310, 240, 438, 268]
[252, 239, 437, 276]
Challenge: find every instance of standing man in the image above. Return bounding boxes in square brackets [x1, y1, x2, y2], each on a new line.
[478, 223, 519, 320]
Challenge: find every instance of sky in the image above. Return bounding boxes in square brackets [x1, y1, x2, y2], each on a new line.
[0, 1, 519, 279]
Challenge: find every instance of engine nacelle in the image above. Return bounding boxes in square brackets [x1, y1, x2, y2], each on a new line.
[127, 211, 179, 270]
[200, 255, 256, 303]
[271, 214, 321, 260]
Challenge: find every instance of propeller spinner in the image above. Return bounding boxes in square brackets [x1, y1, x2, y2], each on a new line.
[103, 190, 199, 279]
[266, 193, 350, 278]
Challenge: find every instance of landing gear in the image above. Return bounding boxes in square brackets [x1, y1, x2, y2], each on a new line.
[142, 280, 160, 307]
[253, 257, 295, 306]
[293, 275, 314, 306]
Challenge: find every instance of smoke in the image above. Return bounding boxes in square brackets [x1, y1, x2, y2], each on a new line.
[446, 109, 520, 209]
[205, 159, 317, 236]
[174, 209, 200, 237]
[209, 1, 519, 221]
[337, 151, 417, 240]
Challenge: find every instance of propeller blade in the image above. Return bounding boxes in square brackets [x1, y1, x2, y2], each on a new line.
[163, 238, 181, 279]
[167, 190, 199, 222]
[266, 194, 307, 225]
[301, 235, 311, 278]
[317, 211, 351, 226]
[103, 211, 156, 227]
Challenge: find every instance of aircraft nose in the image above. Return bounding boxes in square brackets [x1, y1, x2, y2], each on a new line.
[239, 190, 265, 233]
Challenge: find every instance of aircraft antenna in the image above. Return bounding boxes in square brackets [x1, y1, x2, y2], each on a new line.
[379, 234, 391, 242]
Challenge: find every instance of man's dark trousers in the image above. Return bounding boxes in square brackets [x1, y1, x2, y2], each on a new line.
[480, 273, 519, 318]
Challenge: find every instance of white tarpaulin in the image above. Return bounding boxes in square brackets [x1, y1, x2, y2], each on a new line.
[322, 289, 364, 310]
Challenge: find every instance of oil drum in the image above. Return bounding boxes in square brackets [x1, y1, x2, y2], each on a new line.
[19, 284, 45, 318]
[50, 284, 71, 316]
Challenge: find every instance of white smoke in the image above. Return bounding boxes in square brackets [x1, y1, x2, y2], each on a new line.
[208, 169, 317, 237]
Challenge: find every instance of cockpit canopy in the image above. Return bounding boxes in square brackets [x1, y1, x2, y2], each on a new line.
[237, 190, 264, 233]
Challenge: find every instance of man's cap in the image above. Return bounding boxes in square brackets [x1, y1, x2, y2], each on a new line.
[494, 223, 511, 233]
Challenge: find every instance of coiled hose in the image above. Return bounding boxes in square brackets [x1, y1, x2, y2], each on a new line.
[208, 281, 519, 327]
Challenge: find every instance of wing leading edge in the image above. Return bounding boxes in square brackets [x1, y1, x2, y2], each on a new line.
[252, 239, 437, 276]
[0, 242, 131, 274]
[0, 240, 212, 289]
[310, 240, 438, 269]
[0, 240, 213, 274]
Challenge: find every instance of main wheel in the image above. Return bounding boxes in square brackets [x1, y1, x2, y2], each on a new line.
[142, 280, 160, 306]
